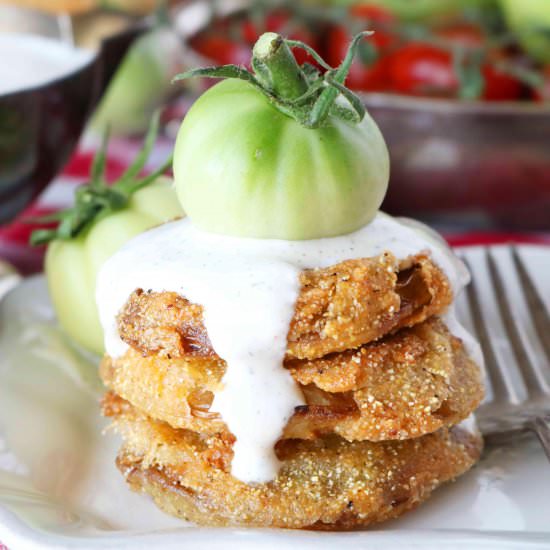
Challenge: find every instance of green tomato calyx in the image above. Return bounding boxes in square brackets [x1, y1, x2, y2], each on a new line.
[252, 32, 309, 101]
[173, 31, 372, 129]
[30, 113, 172, 246]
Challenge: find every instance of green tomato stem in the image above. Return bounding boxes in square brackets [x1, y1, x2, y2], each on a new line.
[29, 112, 170, 247]
[252, 32, 308, 100]
[308, 31, 371, 128]
[173, 32, 368, 129]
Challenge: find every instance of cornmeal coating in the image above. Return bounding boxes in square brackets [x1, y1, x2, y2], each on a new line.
[101, 352, 226, 435]
[101, 318, 483, 442]
[116, 252, 452, 361]
[285, 318, 484, 441]
[105, 396, 482, 530]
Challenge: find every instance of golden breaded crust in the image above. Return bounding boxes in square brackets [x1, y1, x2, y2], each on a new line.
[109, 399, 482, 529]
[100, 352, 226, 435]
[116, 253, 452, 361]
[285, 318, 484, 441]
[101, 318, 483, 441]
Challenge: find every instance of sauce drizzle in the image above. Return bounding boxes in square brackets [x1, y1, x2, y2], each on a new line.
[96, 212, 481, 482]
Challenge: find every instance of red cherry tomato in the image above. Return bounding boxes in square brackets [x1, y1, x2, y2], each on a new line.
[240, 9, 318, 66]
[481, 62, 522, 101]
[190, 34, 252, 67]
[325, 5, 396, 91]
[389, 41, 522, 100]
[388, 42, 458, 97]
[436, 23, 521, 101]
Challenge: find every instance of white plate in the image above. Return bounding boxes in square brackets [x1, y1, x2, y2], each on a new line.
[1, 246, 550, 550]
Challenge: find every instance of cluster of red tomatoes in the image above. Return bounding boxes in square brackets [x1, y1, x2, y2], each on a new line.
[190, 4, 550, 102]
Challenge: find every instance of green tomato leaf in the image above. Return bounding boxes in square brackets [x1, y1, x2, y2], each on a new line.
[325, 73, 366, 122]
[29, 228, 59, 246]
[334, 31, 374, 86]
[116, 110, 161, 186]
[285, 39, 335, 71]
[89, 128, 109, 190]
[119, 155, 173, 195]
[29, 114, 171, 246]
[174, 32, 374, 129]
[172, 65, 261, 86]
[300, 63, 323, 86]
[288, 78, 325, 106]
[307, 31, 372, 128]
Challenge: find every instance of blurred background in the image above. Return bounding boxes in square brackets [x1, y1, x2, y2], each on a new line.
[0, 0, 549, 272]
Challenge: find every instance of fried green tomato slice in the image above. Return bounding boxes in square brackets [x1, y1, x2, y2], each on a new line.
[101, 317, 483, 442]
[284, 318, 484, 441]
[106, 396, 482, 530]
[115, 252, 453, 361]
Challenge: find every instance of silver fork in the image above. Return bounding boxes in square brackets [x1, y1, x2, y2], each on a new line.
[454, 245, 550, 460]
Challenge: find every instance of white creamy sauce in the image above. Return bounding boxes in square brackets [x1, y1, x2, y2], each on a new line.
[96, 212, 480, 483]
[0, 33, 93, 95]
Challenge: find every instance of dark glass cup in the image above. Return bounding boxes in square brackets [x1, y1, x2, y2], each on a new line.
[0, 20, 144, 225]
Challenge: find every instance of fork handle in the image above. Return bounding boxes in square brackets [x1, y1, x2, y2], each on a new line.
[529, 417, 550, 463]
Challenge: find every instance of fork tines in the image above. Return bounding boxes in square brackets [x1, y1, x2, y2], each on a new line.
[456, 246, 550, 435]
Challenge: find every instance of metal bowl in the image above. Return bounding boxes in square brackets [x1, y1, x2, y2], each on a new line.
[363, 94, 550, 231]
[174, 0, 550, 231]
[0, 6, 144, 225]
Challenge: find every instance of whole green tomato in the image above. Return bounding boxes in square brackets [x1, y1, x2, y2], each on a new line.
[92, 27, 184, 135]
[45, 177, 183, 355]
[174, 37, 389, 241]
[500, 0, 550, 63]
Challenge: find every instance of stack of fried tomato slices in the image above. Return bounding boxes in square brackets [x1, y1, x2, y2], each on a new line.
[101, 251, 484, 529]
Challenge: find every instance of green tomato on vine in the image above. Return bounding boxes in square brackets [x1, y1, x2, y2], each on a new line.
[173, 32, 390, 240]
[32, 116, 183, 355]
